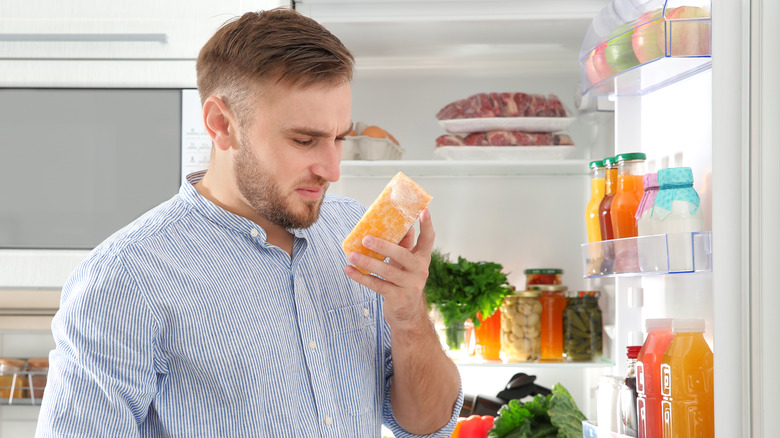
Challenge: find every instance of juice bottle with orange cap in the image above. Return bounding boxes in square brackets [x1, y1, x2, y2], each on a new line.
[660, 319, 713, 438]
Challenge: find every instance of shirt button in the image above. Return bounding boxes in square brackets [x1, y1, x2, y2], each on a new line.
[324, 416, 333, 426]
[363, 308, 370, 317]
[308, 340, 316, 350]
[250, 229, 259, 237]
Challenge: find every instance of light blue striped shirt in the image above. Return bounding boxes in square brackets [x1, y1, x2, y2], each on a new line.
[36, 171, 462, 437]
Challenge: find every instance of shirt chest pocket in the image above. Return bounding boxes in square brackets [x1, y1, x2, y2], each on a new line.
[326, 301, 377, 416]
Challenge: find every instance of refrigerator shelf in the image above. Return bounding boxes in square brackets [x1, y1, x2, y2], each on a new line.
[581, 231, 712, 278]
[340, 159, 590, 178]
[454, 359, 614, 369]
[582, 420, 634, 438]
[0, 370, 47, 406]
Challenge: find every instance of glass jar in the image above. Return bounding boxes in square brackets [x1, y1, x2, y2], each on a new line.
[524, 268, 562, 288]
[474, 310, 502, 361]
[0, 358, 27, 401]
[27, 357, 49, 401]
[532, 284, 568, 361]
[563, 291, 603, 361]
[500, 290, 542, 362]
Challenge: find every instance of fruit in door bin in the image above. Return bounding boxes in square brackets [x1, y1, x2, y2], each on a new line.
[583, 51, 603, 88]
[632, 9, 664, 63]
[605, 23, 640, 74]
[590, 42, 615, 84]
[658, 6, 711, 57]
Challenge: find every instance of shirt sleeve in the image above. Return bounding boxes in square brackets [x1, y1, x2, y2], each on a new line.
[380, 318, 464, 438]
[36, 253, 161, 437]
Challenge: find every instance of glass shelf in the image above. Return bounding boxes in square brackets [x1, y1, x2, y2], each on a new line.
[454, 359, 614, 368]
[581, 231, 712, 278]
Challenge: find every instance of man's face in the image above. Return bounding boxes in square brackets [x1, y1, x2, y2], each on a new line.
[232, 81, 352, 229]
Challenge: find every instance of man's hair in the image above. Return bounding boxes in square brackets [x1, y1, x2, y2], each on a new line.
[196, 8, 354, 129]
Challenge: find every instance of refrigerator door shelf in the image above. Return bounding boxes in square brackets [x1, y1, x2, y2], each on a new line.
[581, 231, 712, 277]
[582, 420, 634, 438]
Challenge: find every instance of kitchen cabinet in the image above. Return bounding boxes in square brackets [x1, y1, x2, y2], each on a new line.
[0, 0, 291, 87]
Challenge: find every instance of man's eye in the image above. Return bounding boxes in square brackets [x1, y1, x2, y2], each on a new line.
[294, 138, 314, 147]
[335, 136, 346, 142]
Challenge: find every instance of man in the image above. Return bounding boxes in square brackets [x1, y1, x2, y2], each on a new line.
[36, 8, 462, 438]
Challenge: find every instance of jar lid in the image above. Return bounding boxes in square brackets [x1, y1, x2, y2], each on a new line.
[603, 156, 616, 167]
[27, 357, 49, 368]
[657, 166, 694, 187]
[524, 268, 563, 275]
[512, 290, 541, 298]
[576, 290, 600, 298]
[0, 358, 26, 371]
[589, 159, 604, 169]
[615, 152, 647, 162]
[645, 318, 674, 331]
[529, 284, 567, 292]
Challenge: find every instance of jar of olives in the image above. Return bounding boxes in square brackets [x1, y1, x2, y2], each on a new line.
[563, 291, 603, 361]
[500, 290, 542, 362]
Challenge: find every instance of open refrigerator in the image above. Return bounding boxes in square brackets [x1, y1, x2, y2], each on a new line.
[296, 0, 778, 436]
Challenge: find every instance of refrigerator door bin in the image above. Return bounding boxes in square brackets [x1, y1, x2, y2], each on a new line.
[581, 231, 712, 277]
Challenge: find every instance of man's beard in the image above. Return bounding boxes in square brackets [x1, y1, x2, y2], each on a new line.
[233, 140, 327, 230]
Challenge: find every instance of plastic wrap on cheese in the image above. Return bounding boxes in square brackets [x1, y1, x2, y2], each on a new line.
[343, 172, 433, 274]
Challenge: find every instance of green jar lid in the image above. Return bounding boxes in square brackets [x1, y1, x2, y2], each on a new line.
[603, 156, 617, 166]
[589, 159, 604, 169]
[524, 268, 563, 275]
[615, 152, 646, 162]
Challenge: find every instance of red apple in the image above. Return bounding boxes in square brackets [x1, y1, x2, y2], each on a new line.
[584, 51, 602, 87]
[658, 6, 711, 57]
[632, 9, 664, 63]
[591, 42, 615, 82]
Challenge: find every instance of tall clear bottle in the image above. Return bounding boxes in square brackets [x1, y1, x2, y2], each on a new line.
[585, 160, 605, 275]
[636, 319, 674, 438]
[598, 156, 617, 240]
[617, 345, 641, 436]
[661, 319, 713, 438]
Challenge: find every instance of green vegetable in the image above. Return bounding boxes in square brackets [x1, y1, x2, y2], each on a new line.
[487, 384, 586, 438]
[424, 250, 514, 330]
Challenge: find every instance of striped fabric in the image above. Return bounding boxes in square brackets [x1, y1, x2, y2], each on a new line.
[36, 171, 462, 438]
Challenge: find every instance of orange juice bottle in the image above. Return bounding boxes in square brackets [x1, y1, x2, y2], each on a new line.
[585, 159, 605, 242]
[660, 319, 713, 438]
[474, 310, 502, 361]
[598, 157, 618, 240]
[637, 318, 674, 438]
[611, 152, 647, 238]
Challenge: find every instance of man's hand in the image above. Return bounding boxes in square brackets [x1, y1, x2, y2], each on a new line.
[344, 208, 434, 327]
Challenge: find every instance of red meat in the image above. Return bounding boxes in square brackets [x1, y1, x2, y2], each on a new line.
[435, 135, 466, 146]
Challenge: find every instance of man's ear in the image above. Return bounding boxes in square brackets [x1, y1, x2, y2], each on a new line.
[203, 96, 237, 151]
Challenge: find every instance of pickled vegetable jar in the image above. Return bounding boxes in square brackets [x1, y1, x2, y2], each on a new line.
[563, 291, 603, 361]
[524, 269, 563, 288]
[500, 290, 542, 362]
[533, 285, 568, 362]
[0, 358, 27, 400]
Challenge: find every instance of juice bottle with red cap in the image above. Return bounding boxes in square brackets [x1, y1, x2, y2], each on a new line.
[636, 319, 674, 438]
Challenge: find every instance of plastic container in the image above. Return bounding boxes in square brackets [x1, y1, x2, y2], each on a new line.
[474, 310, 502, 361]
[533, 285, 567, 362]
[0, 358, 27, 401]
[524, 268, 562, 288]
[597, 375, 624, 433]
[636, 319, 674, 438]
[661, 318, 714, 437]
[563, 291, 603, 361]
[500, 290, 542, 362]
[651, 167, 704, 271]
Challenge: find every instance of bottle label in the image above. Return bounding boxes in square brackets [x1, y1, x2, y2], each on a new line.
[661, 363, 673, 436]
[636, 361, 645, 395]
[662, 400, 672, 436]
[660, 363, 671, 397]
[637, 397, 646, 438]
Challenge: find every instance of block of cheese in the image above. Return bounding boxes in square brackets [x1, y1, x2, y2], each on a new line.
[343, 172, 433, 274]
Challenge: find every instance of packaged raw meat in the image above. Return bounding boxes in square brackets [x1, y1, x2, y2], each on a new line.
[436, 92, 567, 120]
[435, 131, 573, 147]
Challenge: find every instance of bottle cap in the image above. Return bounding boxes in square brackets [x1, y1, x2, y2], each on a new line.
[672, 318, 705, 333]
[615, 152, 647, 162]
[603, 156, 616, 167]
[577, 290, 600, 298]
[645, 318, 674, 331]
[589, 159, 604, 169]
[524, 268, 563, 275]
[627, 346, 642, 359]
